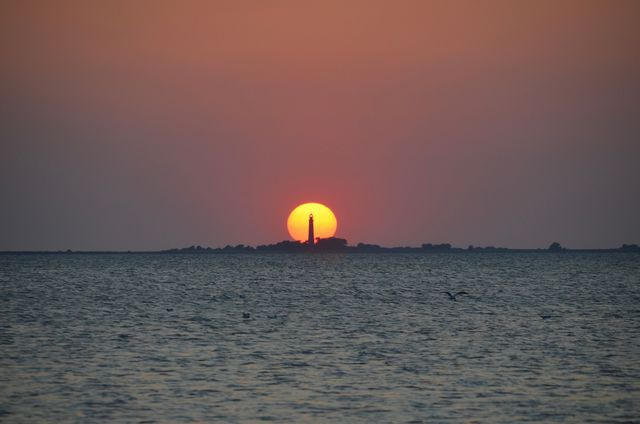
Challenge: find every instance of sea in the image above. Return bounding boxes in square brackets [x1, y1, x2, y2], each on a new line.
[1, 252, 639, 423]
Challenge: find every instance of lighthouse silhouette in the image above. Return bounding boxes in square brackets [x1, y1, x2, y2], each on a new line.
[308, 214, 315, 246]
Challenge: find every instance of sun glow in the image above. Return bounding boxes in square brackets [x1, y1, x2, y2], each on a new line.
[287, 202, 337, 242]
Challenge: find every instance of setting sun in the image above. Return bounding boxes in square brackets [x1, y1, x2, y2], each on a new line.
[287, 202, 337, 242]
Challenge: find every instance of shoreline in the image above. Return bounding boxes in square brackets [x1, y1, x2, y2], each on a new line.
[2, 248, 639, 255]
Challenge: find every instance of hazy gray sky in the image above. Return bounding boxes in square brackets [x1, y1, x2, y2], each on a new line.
[1, 0, 639, 250]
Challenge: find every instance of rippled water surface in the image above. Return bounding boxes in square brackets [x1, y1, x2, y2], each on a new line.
[1, 253, 639, 423]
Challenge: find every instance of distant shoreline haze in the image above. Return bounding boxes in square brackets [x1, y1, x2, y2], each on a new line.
[2, 240, 639, 254]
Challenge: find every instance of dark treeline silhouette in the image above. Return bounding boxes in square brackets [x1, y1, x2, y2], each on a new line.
[2, 240, 639, 254]
[158, 239, 639, 254]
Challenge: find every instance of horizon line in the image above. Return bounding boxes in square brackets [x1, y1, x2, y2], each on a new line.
[1, 239, 638, 254]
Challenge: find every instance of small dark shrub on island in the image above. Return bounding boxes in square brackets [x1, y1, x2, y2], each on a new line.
[315, 237, 348, 251]
[548, 242, 565, 252]
[619, 244, 640, 252]
[356, 243, 382, 252]
[256, 240, 307, 252]
[421, 243, 452, 251]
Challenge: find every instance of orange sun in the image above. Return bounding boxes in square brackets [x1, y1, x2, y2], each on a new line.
[287, 202, 337, 242]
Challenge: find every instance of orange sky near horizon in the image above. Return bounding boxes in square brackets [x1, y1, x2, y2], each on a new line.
[1, 0, 639, 250]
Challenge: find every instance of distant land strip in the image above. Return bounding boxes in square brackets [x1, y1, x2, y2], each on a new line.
[2, 240, 639, 254]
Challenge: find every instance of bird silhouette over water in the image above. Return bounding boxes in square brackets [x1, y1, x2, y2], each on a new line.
[442, 291, 468, 301]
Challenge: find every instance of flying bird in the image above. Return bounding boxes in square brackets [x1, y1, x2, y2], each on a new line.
[442, 291, 468, 301]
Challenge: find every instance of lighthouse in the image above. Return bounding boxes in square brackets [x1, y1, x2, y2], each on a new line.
[308, 213, 315, 246]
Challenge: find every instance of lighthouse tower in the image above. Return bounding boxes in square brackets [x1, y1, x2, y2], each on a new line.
[308, 214, 315, 246]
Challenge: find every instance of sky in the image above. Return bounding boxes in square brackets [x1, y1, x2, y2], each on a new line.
[1, 0, 639, 250]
